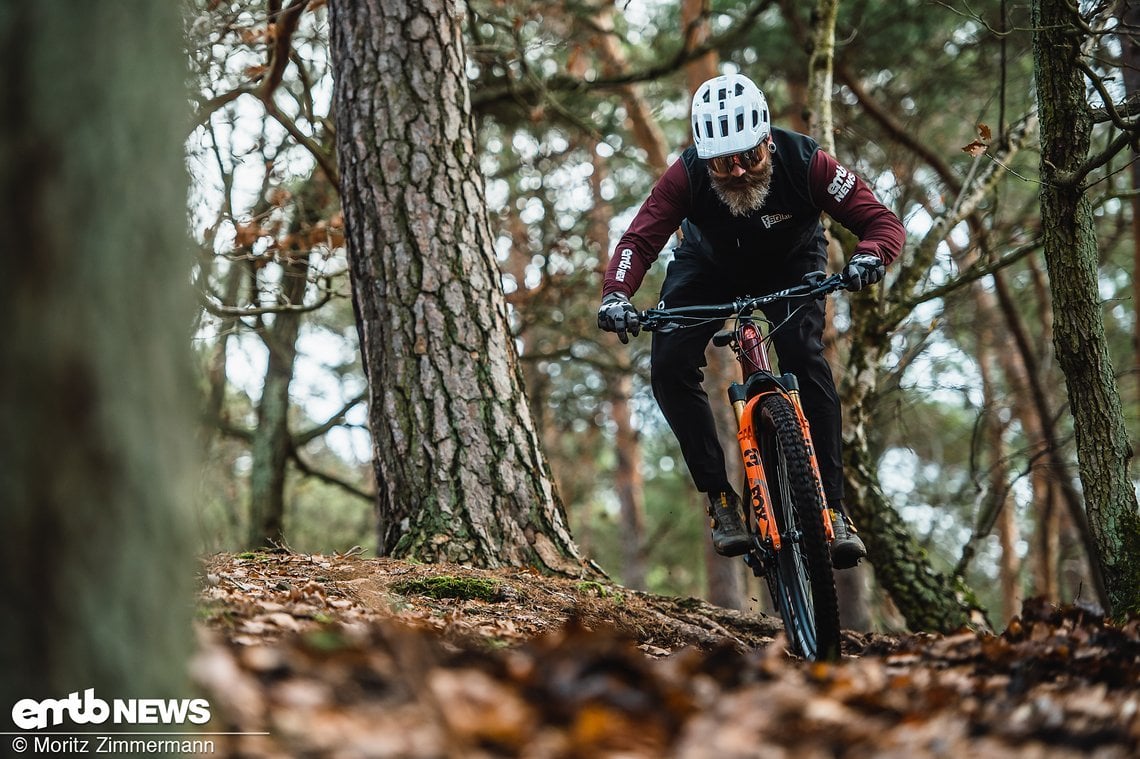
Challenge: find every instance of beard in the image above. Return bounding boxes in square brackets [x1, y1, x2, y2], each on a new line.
[709, 159, 773, 217]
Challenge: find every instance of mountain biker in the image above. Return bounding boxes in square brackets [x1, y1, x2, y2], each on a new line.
[597, 72, 905, 569]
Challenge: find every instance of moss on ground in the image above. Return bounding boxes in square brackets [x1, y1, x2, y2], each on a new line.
[391, 575, 504, 602]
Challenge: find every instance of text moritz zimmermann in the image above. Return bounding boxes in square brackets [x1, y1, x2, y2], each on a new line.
[33, 736, 215, 754]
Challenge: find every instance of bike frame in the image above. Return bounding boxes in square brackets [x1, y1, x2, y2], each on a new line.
[640, 272, 845, 561]
[727, 317, 835, 558]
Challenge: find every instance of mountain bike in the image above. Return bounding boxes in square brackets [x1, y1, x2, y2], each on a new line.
[638, 271, 848, 661]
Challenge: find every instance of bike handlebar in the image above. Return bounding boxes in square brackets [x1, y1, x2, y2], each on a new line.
[638, 271, 849, 332]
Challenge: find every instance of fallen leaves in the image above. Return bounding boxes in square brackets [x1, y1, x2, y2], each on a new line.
[193, 553, 1140, 757]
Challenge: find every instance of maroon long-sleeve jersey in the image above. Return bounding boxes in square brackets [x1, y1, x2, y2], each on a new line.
[602, 128, 906, 298]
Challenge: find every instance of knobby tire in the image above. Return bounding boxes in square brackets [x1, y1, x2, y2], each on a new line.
[756, 393, 841, 661]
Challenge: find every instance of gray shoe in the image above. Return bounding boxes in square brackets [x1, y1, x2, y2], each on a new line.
[707, 491, 750, 557]
[830, 510, 867, 569]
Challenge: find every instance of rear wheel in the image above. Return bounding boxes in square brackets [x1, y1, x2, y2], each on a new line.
[755, 393, 841, 661]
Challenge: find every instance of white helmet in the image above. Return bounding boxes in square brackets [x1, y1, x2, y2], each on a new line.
[691, 74, 770, 159]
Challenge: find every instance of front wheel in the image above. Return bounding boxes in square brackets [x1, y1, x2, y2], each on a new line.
[754, 393, 841, 661]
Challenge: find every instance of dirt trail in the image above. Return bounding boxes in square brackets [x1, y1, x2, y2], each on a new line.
[193, 552, 1140, 758]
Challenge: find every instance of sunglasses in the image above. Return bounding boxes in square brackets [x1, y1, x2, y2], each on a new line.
[708, 145, 764, 174]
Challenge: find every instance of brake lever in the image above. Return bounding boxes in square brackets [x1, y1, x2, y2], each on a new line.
[809, 273, 846, 296]
[801, 270, 827, 288]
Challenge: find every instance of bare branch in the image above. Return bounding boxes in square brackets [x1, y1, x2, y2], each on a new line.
[1090, 92, 1140, 123]
[470, 0, 773, 111]
[901, 236, 1043, 311]
[262, 96, 339, 186]
[296, 390, 368, 445]
[886, 113, 1038, 324]
[1072, 129, 1137, 188]
[289, 448, 375, 502]
[199, 284, 333, 318]
[261, 0, 311, 99]
[835, 62, 962, 195]
[1076, 58, 1140, 133]
[193, 86, 257, 128]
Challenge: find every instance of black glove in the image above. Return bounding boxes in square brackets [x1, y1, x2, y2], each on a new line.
[842, 254, 885, 291]
[597, 292, 640, 344]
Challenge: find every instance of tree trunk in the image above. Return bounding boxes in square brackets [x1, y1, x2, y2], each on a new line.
[976, 310, 1020, 624]
[329, 0, 588, 574]
[202, 259, 246, 448]
[704, 536, 746, 610]
[248, 177, 336, 547]
[998, 488, 1021, 622]
[843, 270, 982, 631]
[681, 0, 719, 93]
[612, 374, 648, 590]
[805, 0, 840, 154]
[0, 0, 194, 727]
[1033, 0, 1140, 617]
[584, 132, 649, 590]
[248, 248, 310, 547]
[1034, 477, 1061, 602]
[1120, 2, 1140, 429]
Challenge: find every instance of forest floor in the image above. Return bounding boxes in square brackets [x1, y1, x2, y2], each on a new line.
[193, 551, 1140, 758]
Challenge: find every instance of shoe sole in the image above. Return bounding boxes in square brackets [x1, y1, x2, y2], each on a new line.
[714, 539, 750, 557]
[830, 549, 866, 570]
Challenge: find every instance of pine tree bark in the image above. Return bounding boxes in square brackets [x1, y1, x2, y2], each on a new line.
[329, 0, 588, 574]
[0, 0, 194, 724]
[1033, 0, 1140, 616]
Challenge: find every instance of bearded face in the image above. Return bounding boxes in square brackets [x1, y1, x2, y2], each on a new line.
[708, 153, 774, 217]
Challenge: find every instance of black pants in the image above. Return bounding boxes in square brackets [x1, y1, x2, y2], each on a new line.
[650, 242, 844, 508]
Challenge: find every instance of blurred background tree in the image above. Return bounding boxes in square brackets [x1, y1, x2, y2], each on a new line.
[2, 0, 197, 728]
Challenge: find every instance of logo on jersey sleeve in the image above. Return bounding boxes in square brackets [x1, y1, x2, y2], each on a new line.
[827, 164, 856, 203]
[615, 248, 634, 282]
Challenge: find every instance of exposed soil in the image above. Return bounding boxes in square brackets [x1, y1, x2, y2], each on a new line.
[192, 551, 1140, 758]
